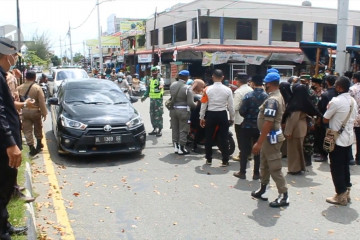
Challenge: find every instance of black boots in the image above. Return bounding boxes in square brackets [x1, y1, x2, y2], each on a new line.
[29, 145, 38, 156]
[174, 142, 179, 154]
[148, 129, 157, 135]
[156, 129, 162, 137]
[269, 192, 290, 208]
[305, 154, 312, 166]
[251, 184, 268, 201]
[36, 139, 44, 152]
[178, 145, 189, 155]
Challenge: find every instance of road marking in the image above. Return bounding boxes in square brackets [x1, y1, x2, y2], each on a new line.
[42, 134, 75, 240]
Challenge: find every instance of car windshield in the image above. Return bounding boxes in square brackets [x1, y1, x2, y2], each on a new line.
[57, 70, 88, 81]
[64, 88, 129, 105]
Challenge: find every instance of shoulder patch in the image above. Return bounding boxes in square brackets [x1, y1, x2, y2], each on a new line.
[264, 98, 278, 117]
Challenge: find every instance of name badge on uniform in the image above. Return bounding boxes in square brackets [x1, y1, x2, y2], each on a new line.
[264, 99, 278, 117]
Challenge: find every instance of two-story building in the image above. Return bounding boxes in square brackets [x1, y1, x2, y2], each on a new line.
[132, 0, 360, 84]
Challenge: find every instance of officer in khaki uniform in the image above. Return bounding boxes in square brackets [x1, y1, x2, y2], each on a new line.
[250, 70, 289, 208]
[17, 71, 47, 156]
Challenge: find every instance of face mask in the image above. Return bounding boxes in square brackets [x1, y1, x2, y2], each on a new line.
[325, 73, 330, 76]
[7, 54, 17, 70]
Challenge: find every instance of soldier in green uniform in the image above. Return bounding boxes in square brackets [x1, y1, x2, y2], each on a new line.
[141, 66, 164, 137]
[251, 70, 289, 208]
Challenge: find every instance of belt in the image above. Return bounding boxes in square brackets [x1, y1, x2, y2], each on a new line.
[174, 106, 187, 109]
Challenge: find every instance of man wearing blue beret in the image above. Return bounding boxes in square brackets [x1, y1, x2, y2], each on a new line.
[251, 71, 289, 208]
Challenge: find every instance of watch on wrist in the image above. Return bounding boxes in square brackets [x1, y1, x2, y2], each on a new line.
[23, 102, 27, 108]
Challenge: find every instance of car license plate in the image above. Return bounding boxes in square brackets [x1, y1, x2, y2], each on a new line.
[95, 135, 122, 144]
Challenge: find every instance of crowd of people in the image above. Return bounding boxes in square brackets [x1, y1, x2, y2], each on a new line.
[140, 64, 359, 209]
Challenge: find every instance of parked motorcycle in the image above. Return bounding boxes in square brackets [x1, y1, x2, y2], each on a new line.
[40, 82, 49, 99]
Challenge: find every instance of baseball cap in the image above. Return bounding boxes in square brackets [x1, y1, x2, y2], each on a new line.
[264, 72, 280, 83]
[267, 68, 279, 74]
[151, 66, 158, 72]
[0, 37, 19, 55]
[179, 70, 190, 76]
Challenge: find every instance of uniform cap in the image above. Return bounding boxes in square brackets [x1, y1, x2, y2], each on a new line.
[300, 74, 311, 80]
[0, 37, 19, 55]
[151, 66, 158, 72]
[264, 72, 280, 83]
[179, 70, 190, 76]
[311, 78, 322, 84]
[267, 68, 279, 74]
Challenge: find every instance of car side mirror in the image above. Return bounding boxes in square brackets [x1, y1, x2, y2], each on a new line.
[129, 96, 138, 103]
[48, 97, 59, 105]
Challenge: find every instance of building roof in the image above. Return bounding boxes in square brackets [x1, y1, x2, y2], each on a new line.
[133, 44, 302, 55]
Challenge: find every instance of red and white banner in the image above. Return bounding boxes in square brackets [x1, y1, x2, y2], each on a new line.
[172, 47, 178, 61]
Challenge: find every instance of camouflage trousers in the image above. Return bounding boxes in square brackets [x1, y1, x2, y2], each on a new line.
[303, 131, 315, 156]
[150, 98, 163, 129]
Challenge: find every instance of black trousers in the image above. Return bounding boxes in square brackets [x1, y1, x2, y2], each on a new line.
[205, 111, 229, 162]
[354, 127, 360, 160]
[317, 124, 329, 157]
[235, 124, 241, 152]
[0, 153, 17, 234]
[239, 127, 260, 174]
[329, 145, 352, 194]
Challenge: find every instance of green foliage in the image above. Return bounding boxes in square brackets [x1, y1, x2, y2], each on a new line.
[73, 52, 84, 64]
[24, 50, 47, 67]
[51, 55, 61, 66]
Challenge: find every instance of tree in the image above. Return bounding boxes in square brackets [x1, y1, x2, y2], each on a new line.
[50, 55, 61, 66]
[24, 50, 47, 67]
[26, 32, 51, 65]
[73, 52, 84, 64]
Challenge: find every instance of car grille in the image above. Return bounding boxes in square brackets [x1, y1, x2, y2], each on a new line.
[86, 125, 128, 135]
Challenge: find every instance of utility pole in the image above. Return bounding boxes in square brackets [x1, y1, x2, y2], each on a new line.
[197, 9, 201, 44]
[68, 22, 73, 65]
[335, 0, 349, 75]
[151, 7, 157, 65]
[16, 0, 23, 82]
[96, 0, 103, 72]
[59, 36, 63, 65]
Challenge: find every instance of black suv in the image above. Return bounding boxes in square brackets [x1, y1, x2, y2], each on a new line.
[48, 78, 146, 155]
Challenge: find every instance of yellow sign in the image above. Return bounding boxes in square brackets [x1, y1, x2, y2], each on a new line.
[86, 36, 121, 48]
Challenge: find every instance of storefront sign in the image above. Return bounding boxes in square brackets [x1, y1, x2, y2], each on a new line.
[138, 54, 152, 63]
[117, 55, 124, 62]
[202, 52, 268, 66]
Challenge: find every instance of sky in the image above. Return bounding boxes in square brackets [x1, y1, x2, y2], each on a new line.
[2, 0, 360, 57]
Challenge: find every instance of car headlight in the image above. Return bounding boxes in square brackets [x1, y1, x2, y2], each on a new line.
[60, 115, 87, 130]
[126, 116, 143, 129]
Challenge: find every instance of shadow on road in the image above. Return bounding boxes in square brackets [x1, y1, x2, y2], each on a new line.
[248, 200, 283, 227]
[322, 205, 359, 224]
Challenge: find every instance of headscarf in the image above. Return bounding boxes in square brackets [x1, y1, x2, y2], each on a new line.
[283, 83, 321, 120]
[279, 82, 292, 105]
[192, 79, 205, 94]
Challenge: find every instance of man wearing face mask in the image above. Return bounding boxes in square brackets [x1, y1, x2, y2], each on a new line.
[251, 70, 289, 208]
[0, 37, 28, 240]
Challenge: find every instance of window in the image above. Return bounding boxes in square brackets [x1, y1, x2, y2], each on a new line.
[282, 23, 297, 42]
[323, 24, 336, 43]
[236, 21, 252, 40]
[200, 19, 209, 38]
[163, 26, 173, 44]
[231, 64, 247, 80]
[175, 21, 186, 42]
[150, 29, 158, 46]
[192, 18, 198, 39]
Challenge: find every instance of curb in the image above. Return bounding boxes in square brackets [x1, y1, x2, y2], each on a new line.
[24, 161, 37, 240]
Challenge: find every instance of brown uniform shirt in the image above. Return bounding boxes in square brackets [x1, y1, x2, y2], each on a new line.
[17, 81, 47, 117]
[257, 89, 285, 143]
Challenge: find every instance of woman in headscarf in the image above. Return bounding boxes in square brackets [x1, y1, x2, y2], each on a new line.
[189, 79, 206, 151]
[281, 83, 320, 174]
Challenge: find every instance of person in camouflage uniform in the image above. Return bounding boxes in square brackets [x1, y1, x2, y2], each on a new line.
[141, 66, 164, 137]
[300, 75, 321, 166]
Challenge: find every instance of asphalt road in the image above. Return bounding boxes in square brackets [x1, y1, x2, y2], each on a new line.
[32, 93, 360, 240]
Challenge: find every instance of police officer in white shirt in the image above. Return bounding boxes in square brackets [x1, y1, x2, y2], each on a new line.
[323, 76, 358, 206]
[200, 69, 235, 167]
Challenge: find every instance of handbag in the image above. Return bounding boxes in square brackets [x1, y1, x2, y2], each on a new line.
[20, 82, 35, 102]
[323, 100, 354, 153]
[165, 82, 183, 110]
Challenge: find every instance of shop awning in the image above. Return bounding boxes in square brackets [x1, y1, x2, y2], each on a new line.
[299, 41, 337, 64]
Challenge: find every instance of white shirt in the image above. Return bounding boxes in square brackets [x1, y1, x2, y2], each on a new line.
[324, 92, 358, 147]
[233, 84, 253, 125]
[199, 82, 235, 120]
